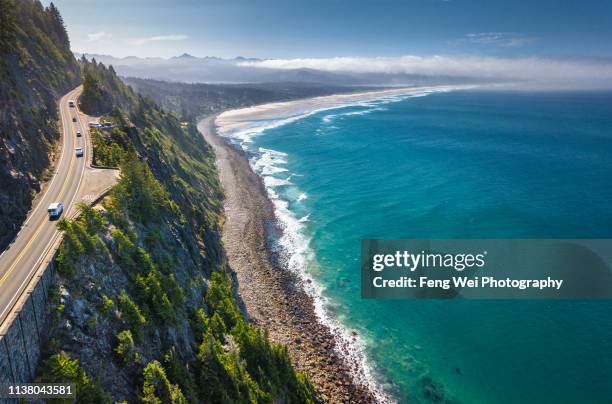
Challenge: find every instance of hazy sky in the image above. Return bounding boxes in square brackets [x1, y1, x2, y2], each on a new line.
[42, 0, 612, 59]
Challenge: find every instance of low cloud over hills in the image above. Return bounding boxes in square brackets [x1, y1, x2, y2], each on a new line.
[79, 53, 612, 89]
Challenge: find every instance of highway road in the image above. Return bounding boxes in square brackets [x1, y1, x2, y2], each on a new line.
[0, 86, 89, 327]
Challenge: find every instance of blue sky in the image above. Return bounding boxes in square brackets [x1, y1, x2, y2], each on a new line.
[42, 0, 612, 59]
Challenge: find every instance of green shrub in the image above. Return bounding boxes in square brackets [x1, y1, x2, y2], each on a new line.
[136, 271, 176, 324]
[118, 292, 146, 338]
[112, 227, 181, 325]
[113, 160, 170, 224]
[162, 348, 198, 403]
[37, 351, 112, 404]
[55, 217, 99, 276]
[210, 312, 227, 342]
[0, 0, 16, 56]
[77, 201, 105, 235]
[112, 229, 141, 273]
[55, 219, 84, 276]
[200, 271, 316, 402]
[190, 308, 210, 341]
[114, 330, 139, 365]
[141, 360, 186, 404]
[205, 271, 242, 330]
[233, 321, 315, 402]
[196, 331, 269, 403]
[91, 127, 134, 167]
[98, 294, 114, 316]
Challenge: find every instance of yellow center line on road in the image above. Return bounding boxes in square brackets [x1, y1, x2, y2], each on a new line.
[0, 93, 78, 287]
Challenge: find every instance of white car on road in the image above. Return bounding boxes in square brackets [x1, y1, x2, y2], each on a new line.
[75, 147, 84, 157]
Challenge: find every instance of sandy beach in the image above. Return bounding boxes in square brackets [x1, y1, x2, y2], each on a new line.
[198, 114, 377, 402]
[216, 86, 461, 137]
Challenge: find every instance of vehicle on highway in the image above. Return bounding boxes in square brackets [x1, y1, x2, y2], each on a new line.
[47, 202, 64, 219]
[76, 130, 82, 137]
[68, 100, 75, 107]
[72, 117, 77, 122]
[75, 147, 84, 157]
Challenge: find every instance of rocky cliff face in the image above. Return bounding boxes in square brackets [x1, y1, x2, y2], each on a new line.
[0, 0, 80, 248]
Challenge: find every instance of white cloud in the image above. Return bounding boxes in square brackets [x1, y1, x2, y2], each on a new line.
[148, 34, 189, 42]
[237, 55, 612, 87]
[464, 32, 534, 47]
[133, 34, 189, 45]
[87, 31, 111, 42]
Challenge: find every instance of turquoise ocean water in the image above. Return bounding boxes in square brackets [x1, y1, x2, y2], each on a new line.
[224, 90, 612, 403]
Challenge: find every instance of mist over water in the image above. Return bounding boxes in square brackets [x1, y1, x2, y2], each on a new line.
[222, 90, 612, 403]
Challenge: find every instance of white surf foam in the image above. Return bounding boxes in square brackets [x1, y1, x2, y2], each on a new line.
[253, 147, 289, 175]
[322, 106, 388, 123]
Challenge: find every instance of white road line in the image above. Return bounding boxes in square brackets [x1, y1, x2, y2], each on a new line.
[18, 92, 71, 230]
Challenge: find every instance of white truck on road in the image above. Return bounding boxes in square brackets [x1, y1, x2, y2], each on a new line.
[47, 202, 64, 219]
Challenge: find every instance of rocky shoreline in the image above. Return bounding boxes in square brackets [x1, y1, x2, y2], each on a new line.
[197, 116, 378, 403]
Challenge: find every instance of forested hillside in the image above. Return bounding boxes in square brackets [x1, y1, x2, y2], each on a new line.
[79, 57, 136, 115]
[0, 0, 80, 248]
[124, 77, 358, 120]
[36, 59, 315, 403]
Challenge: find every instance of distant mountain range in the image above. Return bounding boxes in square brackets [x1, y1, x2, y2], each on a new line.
[76, 53, 483, 86]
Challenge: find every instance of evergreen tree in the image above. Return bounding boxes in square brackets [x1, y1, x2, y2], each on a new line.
[38, 351, 112, 403]
[0, 0, 16, 55]
[141, 361, 186, 404]
[47, 2, 70, 46]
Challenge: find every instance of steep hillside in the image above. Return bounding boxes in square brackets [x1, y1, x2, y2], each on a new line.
[124, 77, 359, 120]
[0, 0, 81, 248]
[79, 57, 136, 115]
[36, 60, 315, 403]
